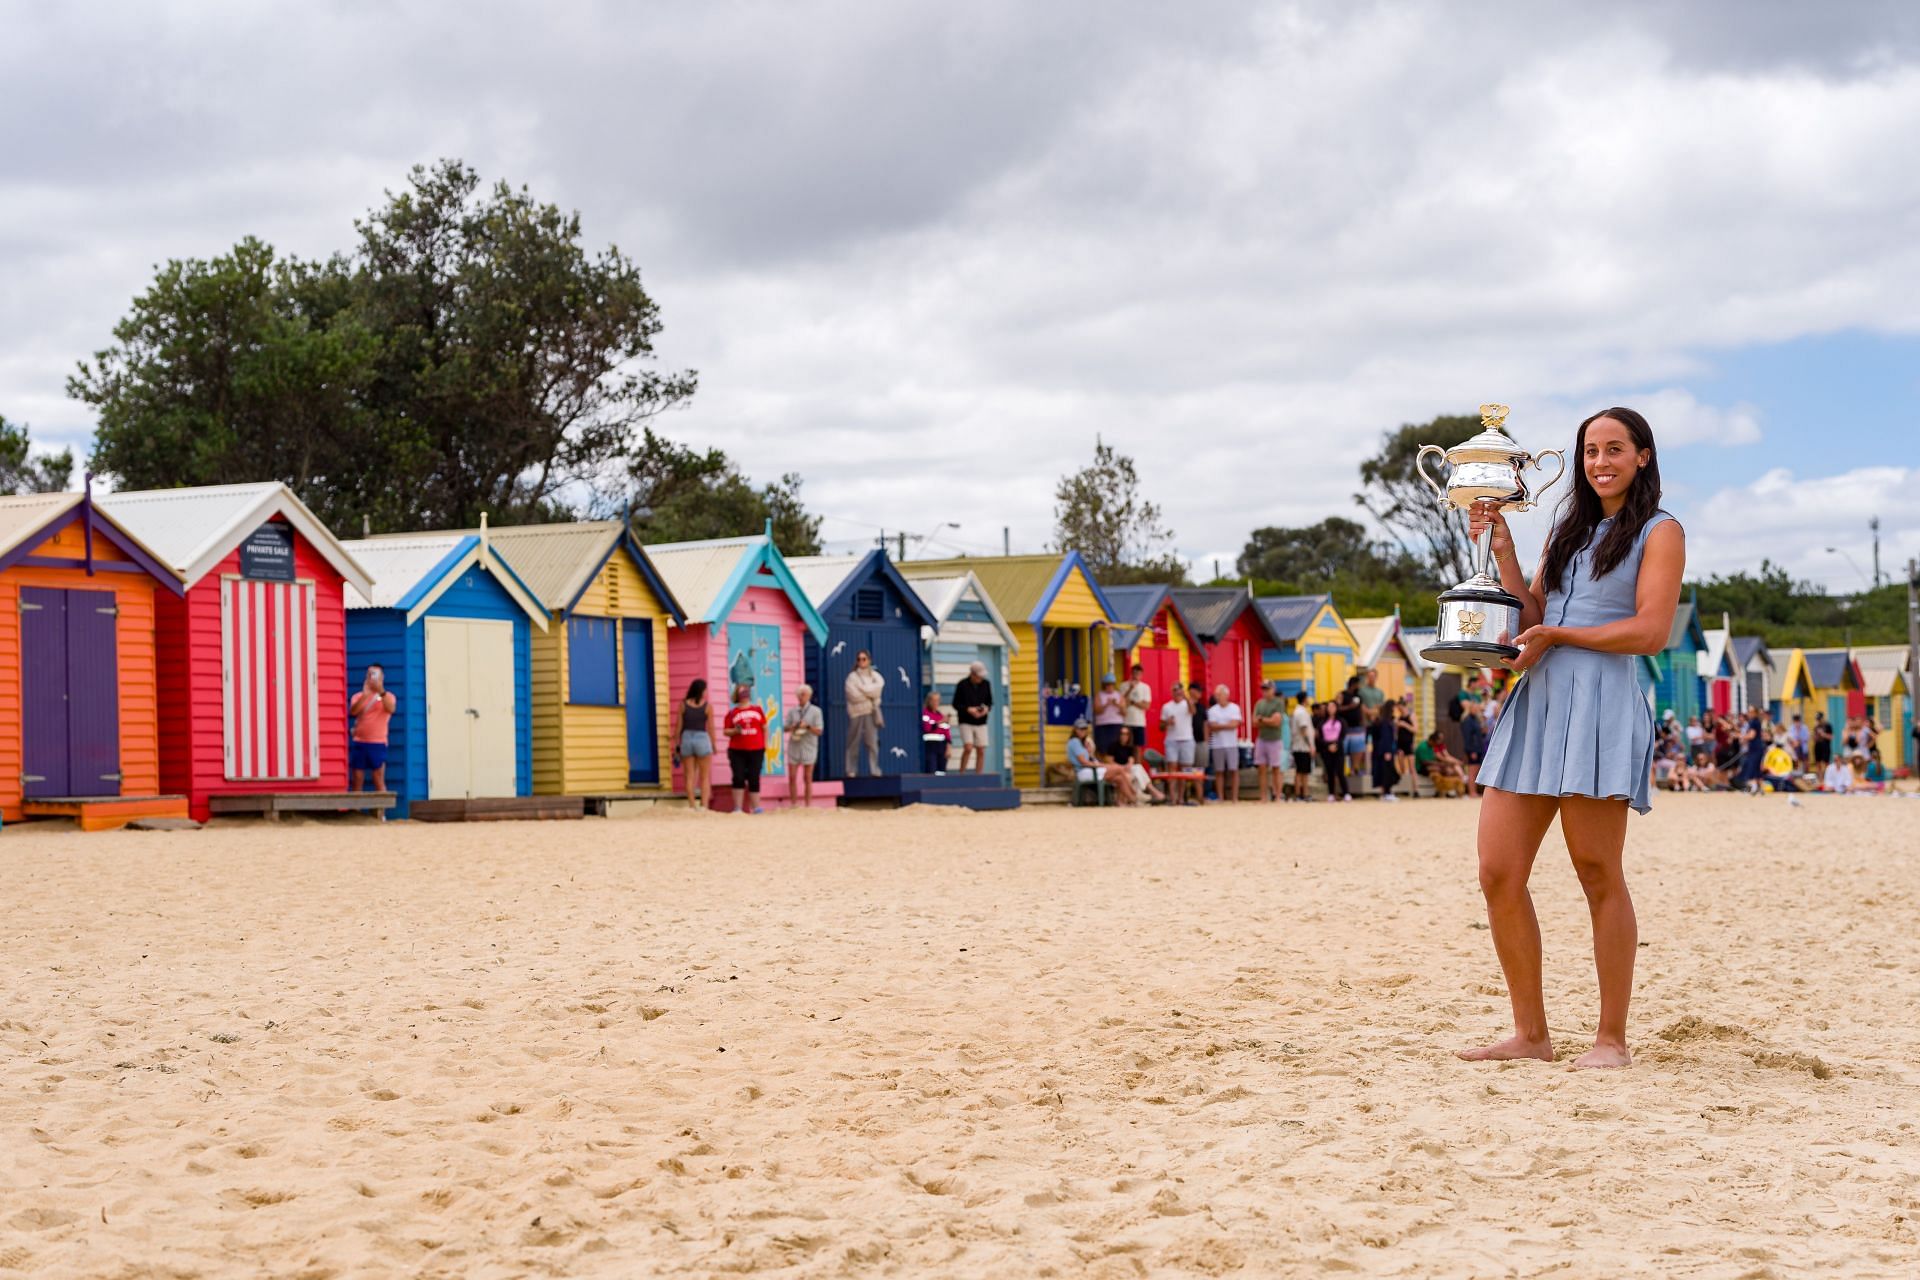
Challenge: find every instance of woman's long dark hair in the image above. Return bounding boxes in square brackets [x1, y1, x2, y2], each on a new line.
[1539, 407, 1662, 595]
[685, 678, 707, 704]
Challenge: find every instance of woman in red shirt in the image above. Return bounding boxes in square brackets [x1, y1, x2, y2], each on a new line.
[723, 683, 768, 815]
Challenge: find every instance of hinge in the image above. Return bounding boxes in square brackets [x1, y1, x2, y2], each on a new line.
[102, 772, 123, 782]
[22, 774, 45, 784]
[97, 606, 119, 616]
[19, 601, 43, 612]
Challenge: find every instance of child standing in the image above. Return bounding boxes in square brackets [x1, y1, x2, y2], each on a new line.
[920, 691, 952, 774]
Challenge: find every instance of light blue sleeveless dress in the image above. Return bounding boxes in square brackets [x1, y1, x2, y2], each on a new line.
[1478, 512, 1674, 814]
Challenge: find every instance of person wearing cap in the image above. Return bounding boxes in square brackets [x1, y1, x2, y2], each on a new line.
[1159, 681, 1196, 806]
[1252, 680, 1292, 802]
[1119, 662, 1152, 750]
[1092, 675, 1125, 756]
[1067, 717, 1136, 804]
[952, 662, 995, 774]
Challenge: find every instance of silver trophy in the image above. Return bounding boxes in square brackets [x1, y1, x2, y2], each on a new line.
[1415, 404, 1565, 667]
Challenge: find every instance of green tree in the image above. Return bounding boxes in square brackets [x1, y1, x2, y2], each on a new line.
[1355, 413, 1485, 582]
[1051, 438, 1188, 585]
[1236, 516, 1431, 586]
[71, 160, 698, 533]
[623, 429, 823, 554]
[0, 415, 74, 494]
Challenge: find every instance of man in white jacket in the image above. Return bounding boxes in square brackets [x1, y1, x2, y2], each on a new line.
[844, 650, 888, 777]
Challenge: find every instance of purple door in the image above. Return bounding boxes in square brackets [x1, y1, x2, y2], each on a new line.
[19, 586, 121, 799]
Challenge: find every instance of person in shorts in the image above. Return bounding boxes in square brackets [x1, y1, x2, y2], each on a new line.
[1205, 684, 1242, 804]
[1252, 680, 1291, 802]
[952, 663, 994, 774]
[679, 679, 715, 811]
[787, 683, 823, 807]
[349, 664, 396, 814]
[1158, 681, 1196, 805]
[723, 683, 768, 814]
[1290, 693, 1315, 801]
[1337, 675, 1368, 794]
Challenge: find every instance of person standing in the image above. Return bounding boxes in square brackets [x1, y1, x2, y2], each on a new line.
[679, 679, 714, 811]
[1290, 693, 1315, 802]
[1205, 684, 1242, 803]
[1337, 676, 1368, 795]
[1357, 667, 1387, 721]
[920, 691, 951, 774]
[1120, 662, 1153, 751]
[349, 664, 396, 814]
[952, 662, 994, 774]
[1186, 683, 1213, 799]
[843, 650, 887, 777]
[1812, 712, 1833, 769]
[1092, 676, 1125, 756]
[1159, 681, 1196, 806]
[1314, 701, 1347, 802]
[723, 683, 768, 815]
[1252, 681, 1291, 802]
[1370, 702, 1400, 801]
[1460, 700, 1489, 797]
[787, 684, 823, 807]
[1463, 407, 1684, 1070]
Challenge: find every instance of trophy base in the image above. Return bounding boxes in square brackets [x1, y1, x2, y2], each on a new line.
[1421, 581, 1525, 669]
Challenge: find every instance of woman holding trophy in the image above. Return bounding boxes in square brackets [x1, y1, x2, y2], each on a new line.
[1457, 407, 1684, 1070]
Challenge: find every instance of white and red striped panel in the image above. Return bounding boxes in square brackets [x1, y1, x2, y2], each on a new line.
[220, 577, 322, 781]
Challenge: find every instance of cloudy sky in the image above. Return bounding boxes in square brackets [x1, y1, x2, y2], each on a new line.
[4, 0, 1918, 590]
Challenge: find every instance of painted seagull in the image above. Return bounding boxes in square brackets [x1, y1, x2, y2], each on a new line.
[898, 666, 911, 686]
[890, 747, 908, 758]
[830, 640, 846, 656]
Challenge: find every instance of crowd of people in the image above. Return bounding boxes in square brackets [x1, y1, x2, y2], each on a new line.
[1653, 707, 1899, 796]
[1058, 665, 1503, 805]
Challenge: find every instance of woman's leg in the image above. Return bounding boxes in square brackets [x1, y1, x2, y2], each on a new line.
[1458, 787, 1562, 1061]
[1558, 795, 1635, 1068]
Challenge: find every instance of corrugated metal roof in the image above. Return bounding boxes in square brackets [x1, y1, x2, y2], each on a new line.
[785, 554, 865, 613]
[1731, 635, 1770, 670]
[1852, 645, 1910, 697]
[96, 481, 371, 594]
[1256, 594, 1329, 642]
[0, 492, 82, 559]
[442, 520, 622, 610]
[1665, 602, 1703, 652]
[1347, 616, 1390, 666]
[902, 554, 1066, 621]
[1101, 584, 1168, 629]
[898, 572, 1021, 649]
[1167, 588, 1237, 641]
[645, 535, 765, 621]
[340, 535, 470, 610]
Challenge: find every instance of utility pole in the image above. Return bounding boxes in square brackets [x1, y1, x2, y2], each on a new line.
[897, 531, 906, 561]
[1002, 527, 1010, 557]
[1871, 516, 1883, 588]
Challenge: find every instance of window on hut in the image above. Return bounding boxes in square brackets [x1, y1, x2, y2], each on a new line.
[1042, 626, 1083, 692]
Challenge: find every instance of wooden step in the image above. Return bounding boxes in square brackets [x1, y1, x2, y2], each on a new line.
[208, 792, 396, 820]
[409, 796, 585, 823]
[22, 795, 191, 833]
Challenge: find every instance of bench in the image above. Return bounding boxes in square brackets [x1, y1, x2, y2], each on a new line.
[208, 792, 396, 820]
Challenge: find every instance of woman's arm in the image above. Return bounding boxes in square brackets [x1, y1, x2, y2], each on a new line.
[1510, 521, 1686, 669]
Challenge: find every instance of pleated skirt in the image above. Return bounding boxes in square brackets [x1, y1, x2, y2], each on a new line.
[1478, 647, 1656, 814]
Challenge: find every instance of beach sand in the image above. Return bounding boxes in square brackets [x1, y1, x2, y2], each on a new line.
[3, 795, 1916, 1278]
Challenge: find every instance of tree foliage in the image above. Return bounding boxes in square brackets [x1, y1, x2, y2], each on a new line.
[1237, 516, 1432, 587]
[72, 160, 715, 534]
[1051, 438, 1188, 585]
[1689, 562, 1909, 648]
[621, 429, 822, 553]
[0, 415, 75, 494]
[1354, 413, 1485, 582]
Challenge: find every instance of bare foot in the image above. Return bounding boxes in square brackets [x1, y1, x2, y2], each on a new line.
[1571, 1042, 1632, 1070]
[1455, 1035, 1555, 1062]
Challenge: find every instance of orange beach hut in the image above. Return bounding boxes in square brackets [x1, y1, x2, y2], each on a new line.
[0, 491, 186, 829]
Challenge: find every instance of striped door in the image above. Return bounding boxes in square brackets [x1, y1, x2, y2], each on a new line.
[221, 577, 321, 781]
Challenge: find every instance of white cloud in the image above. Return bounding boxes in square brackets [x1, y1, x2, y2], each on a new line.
[0, 1, 1916, 577]
[1688, 465, 1920, 588]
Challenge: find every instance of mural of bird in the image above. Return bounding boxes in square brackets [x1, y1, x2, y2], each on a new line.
[830, 640, 846, 656]
[890, 747, 908, 758]
[897, 666, 910, 686]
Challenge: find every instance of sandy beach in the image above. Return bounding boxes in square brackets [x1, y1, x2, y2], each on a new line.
[3, 796, 1916, 1278]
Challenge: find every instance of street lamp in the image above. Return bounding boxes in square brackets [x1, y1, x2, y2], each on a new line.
[1824, 547, 1870, 590]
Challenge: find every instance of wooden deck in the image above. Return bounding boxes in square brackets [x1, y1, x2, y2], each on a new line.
[580, 790, 689, 818]
[408, 796, 585, 823]
[21, 795, 192, 833]
[207, 792, 396, 820]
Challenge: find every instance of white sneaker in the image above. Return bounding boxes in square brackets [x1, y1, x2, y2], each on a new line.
[1381, 793, 1399, 803]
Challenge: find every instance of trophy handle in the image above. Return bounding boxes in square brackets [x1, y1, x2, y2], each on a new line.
[1529, 448, 1566, 503]
[1415, 444, 1449, 505]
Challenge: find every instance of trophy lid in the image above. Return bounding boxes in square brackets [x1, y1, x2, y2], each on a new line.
[1443, 404, 1528, 462]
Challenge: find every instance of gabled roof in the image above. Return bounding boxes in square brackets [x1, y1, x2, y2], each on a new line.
[1731, 635, 1772, 671]
[1697, 627, 1733, 680]
[1800, 647, 1861, 691]
[1169, 587, 1286, 650]
[341, 533, 548, 630]
[901, 552, 1117, 626]
[893, 570, 1020, 651]
[95, 481, 372, 596]
[1346, 614, 1430, 676]
[1664, 601, 1707, 653]
[461, 520, 684, 623]
[785, 550, 936, 629]
[1852, 644, 1912, 699]
[0, 491, 183, 593]
[1101, 584, 1202, 653]
[1256, 594, 1333, 645]
[645, 533, 828, 644]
